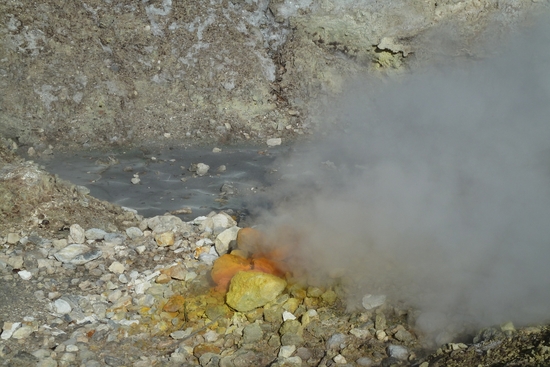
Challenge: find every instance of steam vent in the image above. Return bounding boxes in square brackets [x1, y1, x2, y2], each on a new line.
[2, 0, 550, 366]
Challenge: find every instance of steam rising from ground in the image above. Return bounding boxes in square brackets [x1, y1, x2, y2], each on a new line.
[259, 19, 550, 336]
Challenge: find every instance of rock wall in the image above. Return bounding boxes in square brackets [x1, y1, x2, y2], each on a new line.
[0, 0, 545, 152]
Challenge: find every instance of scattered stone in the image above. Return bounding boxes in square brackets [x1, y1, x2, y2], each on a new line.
[68, 224, 86, 244]
[243, 322, 263, 344]
[85, 228, 107, 240]
[12, 325, 34, 339]
[267, 138, 282, 147]
[215, 226, 240, 255]
[226, 271, 286, 312]
[387, 344, 409, 360]
[155, 231, 175, 246]
[108, 261, 125, 274]
[196, 163, 210, 176]
[162, 294, 185, 312]
[394, 328, 414, 342]
[1, 322, 21, 340]
[18, 270, 32, 280]
[211, 254, 252, 290]
[212, 147, 222, 153]
[279, 345, 296, 358]
[362, 294, 386, 310]
[333, 354, 347, 364]
[53, 299, 72, 314]
[54, 244, 91, 263]
[7, 232, 20, 244]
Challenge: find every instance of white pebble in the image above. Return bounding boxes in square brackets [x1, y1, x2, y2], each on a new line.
[108, 261, 125, 274]
[18, 270, 32, 280]
[387, 344, 409, 360]
[282, 311, 296, 321]
[53, 299, 72, 315]
[333, 354, 347, 364]
[278, 345, 296, 358]
[362, 294, 386, 310]
[267, 138, 282, 147]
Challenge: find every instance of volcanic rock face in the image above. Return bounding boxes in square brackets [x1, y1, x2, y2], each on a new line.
[0, 0, 541, 151]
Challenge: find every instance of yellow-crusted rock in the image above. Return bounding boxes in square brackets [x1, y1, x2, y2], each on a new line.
[226, 270, 287, 312]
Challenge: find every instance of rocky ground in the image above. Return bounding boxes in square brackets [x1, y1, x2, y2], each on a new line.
[2, 141, 550, 367]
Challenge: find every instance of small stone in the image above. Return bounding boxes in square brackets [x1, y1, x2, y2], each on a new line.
[387, 344, 408, 360]
[53, 299, 72, 314]
[226, 271, 286, 312]
[7, 232, 20, 244]
[136, 245, 147, 254]
[196, 163, 210, 176]
[214, 226, 240, 255]
[18, 270, 32, 280]
[156, 273, 171, 284]
[12, 325, 34, 339]
[85, 228, 107, 240]
[109, 261, 125, 274]
[68, 224, 86, 244]
[165, 264, 187, 280]
[394, 328, 413, 342]
[242, 322, 263, 344]
[170, 329, 192, 340]
[282, 311, 296, 321]
[155, 231, 175, 246]
[1, 322, 21, 340]
[267, 138, 282, 147]
[278, 345, 296, 358]
[126, 227, 143, 239]
[350, 328, 371, 339]
[66, 344, 78, 352]
[362, 294, 386, 310]
[131, 177, 141, 184]
[53, 244, 89, 263]
[356, 357, 374, 366]
[212, 147, 222, 153]
[211, 254, 252, 290]
[326, 333, 346, 350]
[333, 354, 347, 364]
[376, 330, 387, 340]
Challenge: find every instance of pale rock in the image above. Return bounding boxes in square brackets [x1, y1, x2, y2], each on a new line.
[226, 271, 287, 312]
[53, 299, 72, 315]
[7, 232, 20, 244]
[362, 294, 386, 310]
[135, 245, 147, 254]
[350, 328, 371, 339]
[356, 357, 374, 366]
[7, 255, 23, 269]
[147, 215, 192, 234]
[51, 239, 68, 250]
[282, 311, 296, 321]
[66, 344, 78, 352]
[11, 325, 34, 339]
[155, 231, 175, 246]
[267, 138, 282, 147]
[387, 344, 409, 360]
[278, 345, 296, 358]
[54, 244, 91, 263]
[108, 261, 125, 274]
[85, 228, 107, 240]
[333, 354, 347, 364]
[68, 224, 86, 244]
[131, 177, 141, 184]
[376, 330, 387, 340]
[212, 212, 237, 230]
[126, 227, 143, 239]
[37, 359, 58, 367]
[214, 226, 240, 255]
[1, 322, 21, 340]
[196, 163, 210, 176]
[18, 270, 32, 280]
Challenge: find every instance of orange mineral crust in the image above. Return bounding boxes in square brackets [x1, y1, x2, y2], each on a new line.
[210, 254, 252, 291]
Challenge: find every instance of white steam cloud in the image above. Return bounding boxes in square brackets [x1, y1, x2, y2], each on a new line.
[258, 18, 550, 338]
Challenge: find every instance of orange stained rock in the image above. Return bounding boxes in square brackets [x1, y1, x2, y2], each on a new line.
[252, 257, 286, 277]
[211, 254, 252, 291]
[162, 294, 185, 312]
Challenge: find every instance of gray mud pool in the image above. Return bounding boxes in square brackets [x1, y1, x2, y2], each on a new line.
[36, 146, 290, 221]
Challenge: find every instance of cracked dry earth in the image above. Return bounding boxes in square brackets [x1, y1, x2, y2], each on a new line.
[1, 144, 550, 367]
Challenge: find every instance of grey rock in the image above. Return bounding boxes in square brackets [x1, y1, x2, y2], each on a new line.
[85, 228, 107, 240]
[362, 294, 386, 310]
[356, 357, 374, 366]
[54, 244, 90, 263]
[243, 322, 263, 344]
[70, 249, 102, 265]
[394, 328, 414, 342]
[68, 224, 86, 244]
[53, 299, 72, 314]
[126, 227, 143, 239]
[214, 226, 240, 255]
[104, 355, 125, 366]
[326, 333, 347, 350]
[387, 344, 409, 360]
